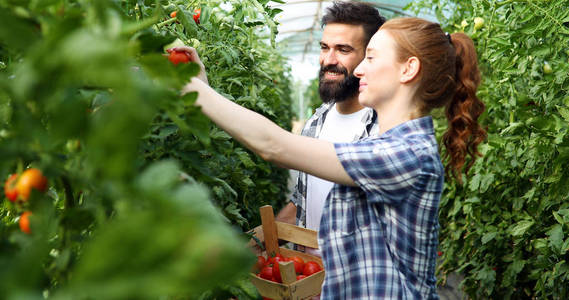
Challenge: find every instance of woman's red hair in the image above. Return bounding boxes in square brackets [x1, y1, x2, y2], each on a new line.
[381, 18, 486, 182]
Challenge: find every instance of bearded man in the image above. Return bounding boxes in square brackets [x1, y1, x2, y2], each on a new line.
[276, 1, 385, 256]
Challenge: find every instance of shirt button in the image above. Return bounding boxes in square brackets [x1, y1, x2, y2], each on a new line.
[373, 147, 380, 154]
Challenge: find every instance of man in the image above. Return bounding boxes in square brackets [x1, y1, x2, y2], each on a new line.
[276, 1, 385, 255]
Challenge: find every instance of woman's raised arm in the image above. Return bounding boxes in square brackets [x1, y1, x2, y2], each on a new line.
[182, 77, 356, 186]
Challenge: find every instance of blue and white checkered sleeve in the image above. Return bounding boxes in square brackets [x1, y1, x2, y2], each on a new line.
[334, 138, 421, 204]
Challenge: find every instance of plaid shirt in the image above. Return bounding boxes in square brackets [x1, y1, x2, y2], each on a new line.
[290, 103, 378, 228]
[319, 116, 442, 299]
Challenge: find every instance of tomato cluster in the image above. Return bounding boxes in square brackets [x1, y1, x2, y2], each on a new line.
[3, 168, 48, 234]
[254, 253, 322, 284]
[168, 8, 200, 23]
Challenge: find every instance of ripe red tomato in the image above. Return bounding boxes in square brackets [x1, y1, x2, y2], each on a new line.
[168, 51, 190, 65]
[16, 168, 47, 201]
[296, 274, 307, 281]
[19, 211, 32, 234]
[259, 266, 273, 281]
[4, 173, 19, 202]
[193, 8, 201, 24]
[267, 253, 284, 266]
[170, 11, 177, 18]
[302, 261, 321, 276]
[255, 255, 266, 271]
[272, 261, 283, 283]
[289, 256, 305, 274]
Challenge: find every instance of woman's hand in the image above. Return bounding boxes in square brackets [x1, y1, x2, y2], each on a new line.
[167, 46, 209, 85]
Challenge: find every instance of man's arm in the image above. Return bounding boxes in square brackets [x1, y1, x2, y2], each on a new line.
[275, 202, 297, 225]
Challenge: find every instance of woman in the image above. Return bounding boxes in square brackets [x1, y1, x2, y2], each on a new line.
[180, 17, 485, 299]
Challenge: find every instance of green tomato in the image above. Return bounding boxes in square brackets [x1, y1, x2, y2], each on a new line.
[66, 139, 81, 152]
[190, 38, 201, 48]
[543, 62, 553, 74]
[474, 17, 484, 30]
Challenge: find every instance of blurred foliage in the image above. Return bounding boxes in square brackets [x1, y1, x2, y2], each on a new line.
[408, 0, 569, 298]
[0, 0, 293, 299]
[302, 77, 321, 119]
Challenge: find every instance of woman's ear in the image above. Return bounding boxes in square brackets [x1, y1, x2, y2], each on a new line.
[400, 56, 420, 83]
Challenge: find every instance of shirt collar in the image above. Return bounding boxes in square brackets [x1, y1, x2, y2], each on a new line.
[381, 116, 435, 138]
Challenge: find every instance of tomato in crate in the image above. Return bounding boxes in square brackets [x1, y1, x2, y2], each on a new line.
[247, 205, 325, 300]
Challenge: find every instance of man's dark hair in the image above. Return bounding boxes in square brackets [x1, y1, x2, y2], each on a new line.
[321, 1, 386, 45]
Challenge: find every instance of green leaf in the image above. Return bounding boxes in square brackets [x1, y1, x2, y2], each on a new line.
[468, 173, 481, 191]
[557, 106, 569, 121]
[235, 149, 255, 168]
[509, 220, 534, 236]
[136, 160, 180, 193]
[0, 10, 41, 51]
[482, 231, 497, 244]
[547, 224, 564, 253]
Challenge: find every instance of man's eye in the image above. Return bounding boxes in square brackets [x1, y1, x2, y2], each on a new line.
[366, 57, 374, 61]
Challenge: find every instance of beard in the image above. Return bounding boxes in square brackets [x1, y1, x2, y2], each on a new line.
[318, 64, 360, 104]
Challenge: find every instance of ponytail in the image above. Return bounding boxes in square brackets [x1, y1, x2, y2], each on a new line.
[442, 33, 486, 182]
[381, 18, 486, 183]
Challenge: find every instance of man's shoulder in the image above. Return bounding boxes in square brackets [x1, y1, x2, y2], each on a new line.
[300, 103, 332, 135]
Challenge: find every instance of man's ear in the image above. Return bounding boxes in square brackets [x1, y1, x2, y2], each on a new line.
[400, 56, 420, 83]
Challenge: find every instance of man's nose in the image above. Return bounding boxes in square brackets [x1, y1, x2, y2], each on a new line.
[322, 50, 338, 65]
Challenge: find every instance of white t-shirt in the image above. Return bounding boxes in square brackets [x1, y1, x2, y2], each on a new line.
[305, 104, 368, 255]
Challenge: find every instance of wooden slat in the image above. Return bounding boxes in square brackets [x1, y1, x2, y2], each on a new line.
[275, 221, 319, 249]
[290, 270, 325, 299]
[279, 261, 297, 285]
[260, 205, 280, 257]
[249, 273, 291, 299]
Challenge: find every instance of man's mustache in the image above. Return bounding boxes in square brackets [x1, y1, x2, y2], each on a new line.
[319, 65, 348, 80]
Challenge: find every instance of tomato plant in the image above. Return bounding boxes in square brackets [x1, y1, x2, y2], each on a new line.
[409, 0, 569, 298]
[0, 0, 291, 299]
[4, 174, 18, 202]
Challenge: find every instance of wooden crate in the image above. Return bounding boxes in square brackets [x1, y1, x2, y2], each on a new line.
[248, 205, 325, 300]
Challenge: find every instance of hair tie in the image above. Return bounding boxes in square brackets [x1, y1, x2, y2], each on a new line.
[446, 32, 453, 44]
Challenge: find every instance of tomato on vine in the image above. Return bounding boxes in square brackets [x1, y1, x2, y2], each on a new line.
[19, 211, 32, 234]
[473, 17, 484, 30]
[170, 11, 177, 18]
[4, 173, 19, 202]
[16, 168, 47, 201]
[543, 62, 553, 74]
[193, 8, 201, 24]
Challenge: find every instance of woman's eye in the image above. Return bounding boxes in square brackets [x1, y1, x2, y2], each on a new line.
[366, 57, 373, 61]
